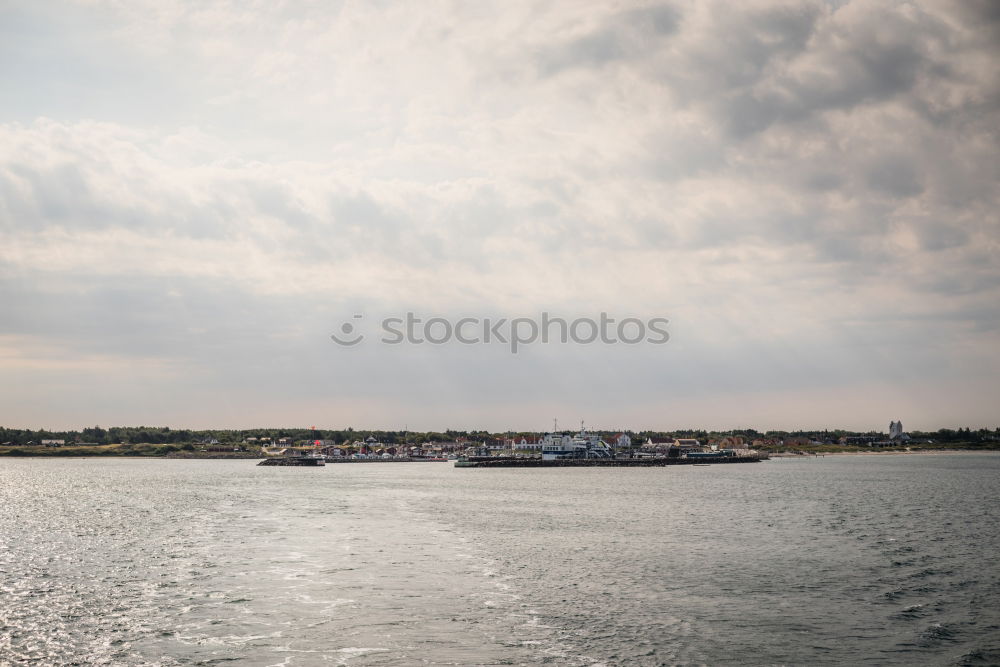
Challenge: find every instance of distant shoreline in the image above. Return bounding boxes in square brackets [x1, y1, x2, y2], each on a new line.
[0, 448, 261, 459]
[771, 449, 998, 457]
[2, 447, 998, 459]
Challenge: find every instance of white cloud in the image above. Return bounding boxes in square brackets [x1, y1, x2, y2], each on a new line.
[0, 0, 997, 430]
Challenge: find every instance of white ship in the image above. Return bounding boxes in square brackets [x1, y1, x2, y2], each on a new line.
[540, 422, 613, 461]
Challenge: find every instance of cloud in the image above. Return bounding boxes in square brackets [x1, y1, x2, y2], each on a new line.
[534, 4, 680, 75]
[0, 0, 997, 429]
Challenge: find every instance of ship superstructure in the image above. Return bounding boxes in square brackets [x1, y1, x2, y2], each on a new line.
[540, 422, 613, 460]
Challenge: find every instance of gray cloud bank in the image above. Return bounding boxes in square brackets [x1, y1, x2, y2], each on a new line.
[0, 0, 997, 430]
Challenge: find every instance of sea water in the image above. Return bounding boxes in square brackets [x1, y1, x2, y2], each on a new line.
[1, 454, 998, 665]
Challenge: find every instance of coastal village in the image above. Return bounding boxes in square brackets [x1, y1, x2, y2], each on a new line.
[261, 430, 733, 460]
[257, 420, 921, 463]
[3, 421, 998, 460]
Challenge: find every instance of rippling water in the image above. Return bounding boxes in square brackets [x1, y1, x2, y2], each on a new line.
[1, 454, 998, 665]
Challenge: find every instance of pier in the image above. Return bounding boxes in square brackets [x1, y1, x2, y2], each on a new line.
[454, 455, 762, 468]
[257, 456, 324, 466]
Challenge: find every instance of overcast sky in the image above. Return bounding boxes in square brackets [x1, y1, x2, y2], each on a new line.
[1, 0, 997, 432]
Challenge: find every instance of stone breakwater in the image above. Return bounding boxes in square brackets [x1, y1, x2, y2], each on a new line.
[455, 456, 762, 468]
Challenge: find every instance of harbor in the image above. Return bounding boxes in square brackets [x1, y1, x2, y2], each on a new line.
[453, 424, 764, 467]
[454, 454, 762, 468]
[251, 423, 771, 467]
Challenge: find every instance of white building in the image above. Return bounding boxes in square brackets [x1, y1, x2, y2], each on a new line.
[508, 435, 543, 450]
[888, 420, 907, 440]
[608, 433, 632, 449]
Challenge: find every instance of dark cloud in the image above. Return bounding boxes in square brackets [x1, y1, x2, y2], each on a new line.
[535, 3, 679, 75]
[865, 155, 924, 199]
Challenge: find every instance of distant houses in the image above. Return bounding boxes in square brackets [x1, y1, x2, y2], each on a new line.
[610, 433, 632, 448]
[833, 420, 910, 447]
[306, 435, 472, 459]
[839, 435, 878, 445]
[643, 437, 700, 452]
[5, 420, 930, 456]
[643, 437, 673, 452]
[507, 435, 543, 450]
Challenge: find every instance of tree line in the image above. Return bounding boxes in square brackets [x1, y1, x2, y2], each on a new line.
[2, 425, 997, 448]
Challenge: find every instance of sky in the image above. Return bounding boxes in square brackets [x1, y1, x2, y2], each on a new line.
[0, 0, 998, 433]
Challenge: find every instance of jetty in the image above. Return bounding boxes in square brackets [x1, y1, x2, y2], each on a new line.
[454, 455, 762, 468]
[257, 454, 325, 466]
[324, 457, 449, 463]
